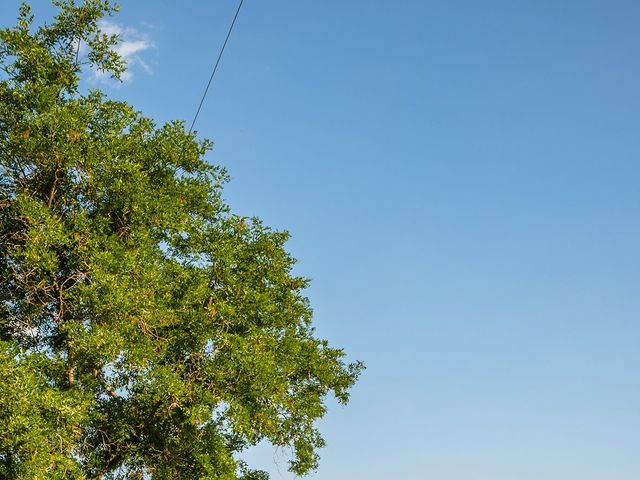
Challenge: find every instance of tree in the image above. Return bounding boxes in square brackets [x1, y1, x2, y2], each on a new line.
[0, 2, 362, 478]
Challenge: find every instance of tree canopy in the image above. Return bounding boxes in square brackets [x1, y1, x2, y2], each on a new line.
[0, 2, 362, 478]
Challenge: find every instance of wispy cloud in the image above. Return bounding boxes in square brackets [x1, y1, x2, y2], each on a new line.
[91, 20, 154, 84]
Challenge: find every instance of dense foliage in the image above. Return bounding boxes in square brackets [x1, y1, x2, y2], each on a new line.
[0, 2, 362, 478]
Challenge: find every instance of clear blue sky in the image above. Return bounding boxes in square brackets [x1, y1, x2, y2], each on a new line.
[3, 1, 640, 478]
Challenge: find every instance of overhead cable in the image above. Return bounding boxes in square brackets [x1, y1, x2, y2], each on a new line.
[188, 0, 245, 134]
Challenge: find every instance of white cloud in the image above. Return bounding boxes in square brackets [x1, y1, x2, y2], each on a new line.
[91, 20, 154, 85]
[97, 20, 122, 37]
[116, 39, 150, 58]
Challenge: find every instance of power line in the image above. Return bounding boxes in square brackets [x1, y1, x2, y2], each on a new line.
[188, 0, 245, 134]
[75, 37, 81, 66]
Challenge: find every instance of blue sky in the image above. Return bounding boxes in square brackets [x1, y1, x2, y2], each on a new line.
[3, 1, 640, 478]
